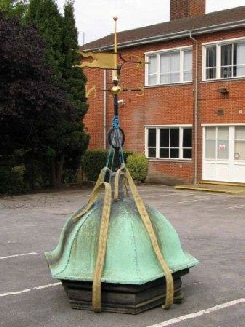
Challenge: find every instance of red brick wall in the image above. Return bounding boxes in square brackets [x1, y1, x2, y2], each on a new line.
[170, 0, 205, 20]
[148, 160, 193, 184]
[196, 29, 245, 181]
[198, 29, 245, 125]
[83, 28, 245, 184]
[83, 68, 106, 149]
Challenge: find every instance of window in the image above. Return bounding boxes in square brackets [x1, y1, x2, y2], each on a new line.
[160, 52, 180, 84]
[206, 45, 216, 79]
[235, 126, 245, 161]
[205, 126, 229, 160]
[146, 126, 192, 160]
[148, 54, 157, 85]
[146, 47, 192, 86]
[204, 38, 245, 80]
[148, 128, 157, 157]
[217, 127, 229, 160]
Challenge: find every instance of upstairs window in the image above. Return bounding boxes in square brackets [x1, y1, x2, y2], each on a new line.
[204, 38, 245, 80]
[145, 47, 192, 86]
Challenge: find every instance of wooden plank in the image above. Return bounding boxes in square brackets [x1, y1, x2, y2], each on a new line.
[62, 272, 186, 314]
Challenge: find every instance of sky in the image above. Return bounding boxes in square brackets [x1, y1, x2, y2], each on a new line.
[57, 0, 245, 45]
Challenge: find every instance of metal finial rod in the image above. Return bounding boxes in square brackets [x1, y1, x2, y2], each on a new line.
[112, 17, 118, 82]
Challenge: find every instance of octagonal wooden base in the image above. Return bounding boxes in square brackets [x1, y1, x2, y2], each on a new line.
[61, 269, 188, 314]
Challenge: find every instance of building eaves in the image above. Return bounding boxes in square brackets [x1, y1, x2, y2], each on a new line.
[81, 6, 245, 52]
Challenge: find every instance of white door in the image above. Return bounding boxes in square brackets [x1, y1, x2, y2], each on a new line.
[203, 126, 245, 183]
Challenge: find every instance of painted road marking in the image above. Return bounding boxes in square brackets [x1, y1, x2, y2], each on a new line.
[0, 252, 38, 260]
[0, 282, 61, 297]
[227, 204, 245, 210]
[177, 198, 210, 204]
[147, 298, 245, 327]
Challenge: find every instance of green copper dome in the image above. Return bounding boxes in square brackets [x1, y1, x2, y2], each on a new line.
[45, 196, 198, 284]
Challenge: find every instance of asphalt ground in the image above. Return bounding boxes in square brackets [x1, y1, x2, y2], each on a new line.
[0, 185, 244, 327]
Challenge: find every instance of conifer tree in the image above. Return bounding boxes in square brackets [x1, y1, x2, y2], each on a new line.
[0, 0, 28, 19]
[25, 0, 89, 187]
[61, 0, 88, 176]
[27, 0, 64, 77]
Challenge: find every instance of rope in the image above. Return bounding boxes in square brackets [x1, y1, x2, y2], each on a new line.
[107, 113, 125, 170]
[72, 166, 173, 311]
[114, 165, 125, 200]
[112, 115, 119, 129]
[105, 147, 114, 169]
[72, 168, 109, 223]
[72, 174, 112, 312]
[125, 168, 174, 309]
[92, 182, 112, 312]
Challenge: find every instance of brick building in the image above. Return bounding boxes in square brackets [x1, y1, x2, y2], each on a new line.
[82, 0, 245, 184]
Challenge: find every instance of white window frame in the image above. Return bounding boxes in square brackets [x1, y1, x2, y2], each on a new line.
[145, 125, 192, 160]
[145, 46, 193, 86]
[202, 37, 245, 81]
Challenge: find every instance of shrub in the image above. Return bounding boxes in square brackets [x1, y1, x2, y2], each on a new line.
[81, 150, 107, 181]
[81, 149, 133, 181]
[126, 154, 148, 182]
[0, 165, 30, 195]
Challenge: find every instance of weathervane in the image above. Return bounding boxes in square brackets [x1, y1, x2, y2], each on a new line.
[107, 16, 125, 172]
[80, 17, 127, 173]
[80, 17, 148, 100]
[80, 17, 149, 172]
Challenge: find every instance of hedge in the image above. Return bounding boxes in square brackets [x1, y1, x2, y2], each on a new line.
[81, 149, 132, 181]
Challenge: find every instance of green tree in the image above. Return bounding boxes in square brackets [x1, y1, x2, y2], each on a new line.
[62, 0, 87, 109]
[0, 12, 89, 189]
[0, 0, 28, 19]
[25, 0, 89, 187]
[0, 12, 67, 187]
[60, 0, 88, 177]
[27, 0, 64, 77]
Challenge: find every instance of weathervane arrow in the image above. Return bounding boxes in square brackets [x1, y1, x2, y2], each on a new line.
[78, 51, 117, 70]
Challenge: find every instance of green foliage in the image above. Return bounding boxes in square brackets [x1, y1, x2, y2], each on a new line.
[23, 0, 89, 188]
[26, 0, 64, 77]
[0, 0, 28, 20]
[1, 3, 89, 190]
[0, 166, 30, 195]
[126, 154, 148, 182]
[81, 150, 132, 181]
[81, 150, 108, 181]
[61, 0, 87, 117]
[0, 12, 62, 155]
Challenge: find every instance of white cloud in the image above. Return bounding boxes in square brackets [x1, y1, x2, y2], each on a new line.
[56, 0, 245, 44]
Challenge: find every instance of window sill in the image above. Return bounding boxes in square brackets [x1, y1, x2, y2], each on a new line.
[148, 158, 192, 163]
[234, 161, 245, 165]
[201, 76, 245, 83]
[145, 82, 193, 88]
[204, 159, 229, 162]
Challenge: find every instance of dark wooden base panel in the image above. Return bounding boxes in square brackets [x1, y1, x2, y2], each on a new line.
[61, 269, 188, 314]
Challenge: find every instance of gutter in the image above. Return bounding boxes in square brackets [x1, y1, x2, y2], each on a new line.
[189, 31, 198, 185]
[103, 70, 107, 149]
[84, 20, 245, 52]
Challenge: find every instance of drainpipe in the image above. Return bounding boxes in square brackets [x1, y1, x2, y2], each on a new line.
[189, 31, 198, 185]
[103, 69, 107, 149]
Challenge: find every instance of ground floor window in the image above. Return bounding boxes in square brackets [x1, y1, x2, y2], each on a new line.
[146, 126, 192, 160]
[205, 126, 229, 160]
[234, 126, 245, 161]
[203, 125, 245, 183]
[205, 126, 245, 161]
